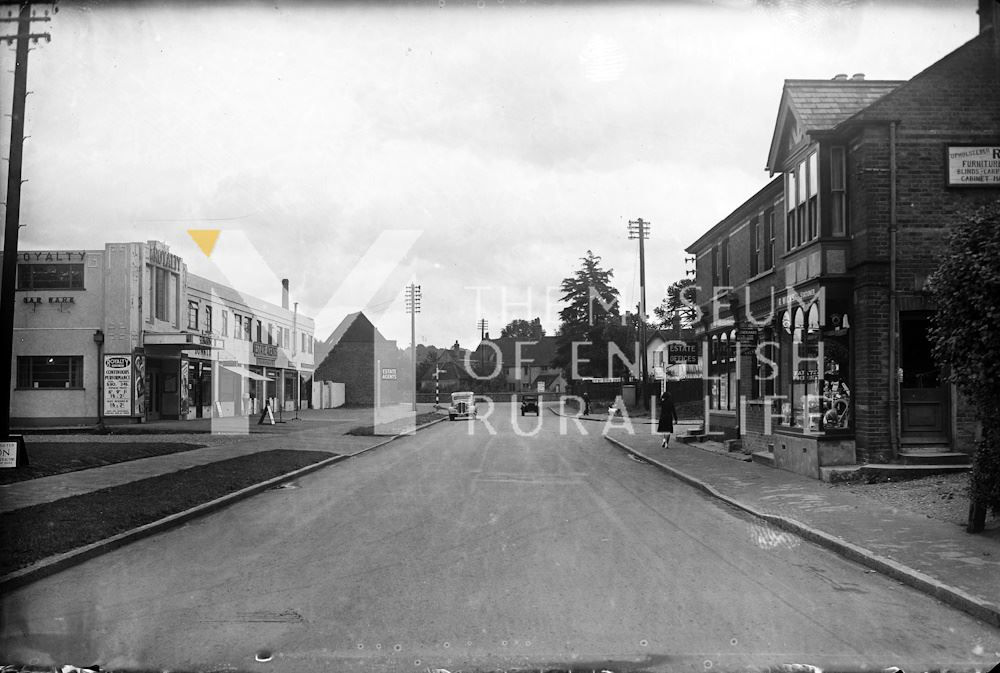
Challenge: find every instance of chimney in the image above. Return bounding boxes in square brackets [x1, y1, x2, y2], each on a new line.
[851, 73, 865, 81]
[281, 279, 289, 309]
[980, 0, 999, 33]
[832, 73, 848, 81]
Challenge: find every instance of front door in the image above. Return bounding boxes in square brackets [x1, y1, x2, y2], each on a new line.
[899, 312, 949, 443]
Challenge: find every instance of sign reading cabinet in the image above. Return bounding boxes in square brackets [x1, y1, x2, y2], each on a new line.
[948, 146, 1000, 186]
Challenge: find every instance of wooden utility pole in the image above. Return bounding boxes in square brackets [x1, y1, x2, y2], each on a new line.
[405, 283, 420, 412]
[1, 2, 54, 440]
[628, 218, 651, 410]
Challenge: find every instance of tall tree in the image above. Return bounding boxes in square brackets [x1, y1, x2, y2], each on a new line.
[500, 317, 546, 340]
[927, 200, 1000, 532]
[653, 277, 699, 328]
[553, 250, 632, 380]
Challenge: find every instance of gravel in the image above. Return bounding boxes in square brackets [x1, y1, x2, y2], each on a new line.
[833, 472, 998, 529]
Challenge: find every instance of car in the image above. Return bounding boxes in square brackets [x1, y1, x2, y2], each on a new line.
[520, 394, 539, 416]
[448, 391, 478, 421]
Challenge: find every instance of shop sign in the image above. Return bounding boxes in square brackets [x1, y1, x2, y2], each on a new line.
[104, 354, 133, 416]
[381, 367, 397, 380]
[948, 146, 1000, 186]
[253, 342, 278, 359]
[736, 323, 758, 346]
[19, 251, 86, 263]
[793, 369, 820, 381]
[148, 244, 182, 271]
[0, 442, 19, 468]
[777, 287, 817, 307]
[667, 342, 699, 365]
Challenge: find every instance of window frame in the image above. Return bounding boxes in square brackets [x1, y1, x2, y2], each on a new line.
[17, 355, 85, 389]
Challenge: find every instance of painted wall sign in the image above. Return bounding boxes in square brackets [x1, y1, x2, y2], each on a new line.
[104, 354, 134, 416]
[19, 251, 86, 263]
[948, 146, 1000, 186]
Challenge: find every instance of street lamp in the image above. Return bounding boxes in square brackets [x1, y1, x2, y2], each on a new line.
[628, 218, 651, 410]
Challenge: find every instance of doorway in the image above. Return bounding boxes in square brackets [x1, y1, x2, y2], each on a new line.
[899, 311, 949, 443]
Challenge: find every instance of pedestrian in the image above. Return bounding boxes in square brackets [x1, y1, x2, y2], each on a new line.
[258, 397, 271, 425]
[657, 387, 678, 447]
[582, 392, 591, 416]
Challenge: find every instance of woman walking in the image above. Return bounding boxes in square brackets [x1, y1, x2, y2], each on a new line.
[657, 387, 679, 447]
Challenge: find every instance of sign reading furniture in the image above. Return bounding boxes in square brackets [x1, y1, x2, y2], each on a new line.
[948, 146, 1000, 186]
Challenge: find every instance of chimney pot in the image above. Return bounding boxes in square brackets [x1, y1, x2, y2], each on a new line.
[833, 73, 848, 80]
[281, 279, 289, 310]
[851, 73, 865, 80]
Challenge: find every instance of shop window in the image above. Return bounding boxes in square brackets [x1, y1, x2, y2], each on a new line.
[709, 330, 736, 411]
[17, 356, 84, 389]
[17, 263, 84, 290]
[830, 146, 847, 236]
[822, 318, 851, 430]
[187, 301, 199, 330]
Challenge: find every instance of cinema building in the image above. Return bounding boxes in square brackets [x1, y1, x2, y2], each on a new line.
[5, 240, 315, 427]
[685, 12, 1000, 478]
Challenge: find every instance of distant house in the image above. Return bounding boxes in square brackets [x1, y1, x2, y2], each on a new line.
[531, 371, 567, 394]
[471, 335, 562, 393]
[314, 312, 401, 405]
[418, 358, 477, 395]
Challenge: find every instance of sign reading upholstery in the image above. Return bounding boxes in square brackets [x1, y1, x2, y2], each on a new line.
[948, 146, 1000, 186]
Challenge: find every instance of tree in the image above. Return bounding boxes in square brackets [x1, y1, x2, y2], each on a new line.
[927, 200, 1000, 532]
[500, 317, 546, 340]
[653, 277, 699, 329]
[553, 250, 632, 381]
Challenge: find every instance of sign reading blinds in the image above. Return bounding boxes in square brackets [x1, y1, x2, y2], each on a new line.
[948, 146, 1000, 186]
[104, 354, 134, 416]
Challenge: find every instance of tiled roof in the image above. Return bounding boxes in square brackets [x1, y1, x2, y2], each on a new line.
[784, 79, 903, 131]
[474, 336, 560, 368]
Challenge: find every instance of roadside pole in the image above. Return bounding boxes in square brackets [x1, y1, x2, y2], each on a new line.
[405, 284, 420, 412]
[628, 218, 651, 410]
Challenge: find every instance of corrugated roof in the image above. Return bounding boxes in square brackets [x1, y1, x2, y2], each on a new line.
[784, 79, 903, 131]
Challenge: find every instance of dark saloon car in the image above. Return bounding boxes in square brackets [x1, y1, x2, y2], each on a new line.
[520, 394, 540, 416]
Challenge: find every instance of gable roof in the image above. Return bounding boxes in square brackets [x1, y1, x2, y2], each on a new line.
[314, 312, 392, 364]
[766, 78, 903, 174]
[473, 335, 560, 368]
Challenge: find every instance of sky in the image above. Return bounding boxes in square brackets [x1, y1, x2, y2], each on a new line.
[0, 0, 980, 348]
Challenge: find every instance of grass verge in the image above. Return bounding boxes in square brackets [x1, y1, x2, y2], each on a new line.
[0, 449, 334, 576]
[0, 442, 206, 485]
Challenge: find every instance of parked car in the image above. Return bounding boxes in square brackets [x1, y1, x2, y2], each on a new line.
[520, 394, 539, 416]
[448, 391, 478, 421]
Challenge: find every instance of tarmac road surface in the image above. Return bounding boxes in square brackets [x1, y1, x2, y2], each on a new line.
[2, 404, 999, 672]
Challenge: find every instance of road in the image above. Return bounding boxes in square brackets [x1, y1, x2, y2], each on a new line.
[2, 404, 999, 672]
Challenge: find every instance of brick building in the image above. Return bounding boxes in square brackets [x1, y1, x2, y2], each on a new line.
[314, 312, 402, 406]
[686, 4, 1000, 478]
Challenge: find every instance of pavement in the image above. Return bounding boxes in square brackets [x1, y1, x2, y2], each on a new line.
[577, 408, 1000, 629]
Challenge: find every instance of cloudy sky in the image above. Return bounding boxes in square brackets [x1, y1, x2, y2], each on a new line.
[0, 0, 979, 347]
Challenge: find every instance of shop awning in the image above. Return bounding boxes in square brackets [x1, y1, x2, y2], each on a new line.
[220, 364, 269, 381]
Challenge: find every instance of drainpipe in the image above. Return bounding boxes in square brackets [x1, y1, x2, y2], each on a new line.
[888, 121, 900, 460]
[94, 330, 105, 431]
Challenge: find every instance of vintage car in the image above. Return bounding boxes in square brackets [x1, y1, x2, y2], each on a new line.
[520, 394, 540, 416]
[448, 391, 478, 421]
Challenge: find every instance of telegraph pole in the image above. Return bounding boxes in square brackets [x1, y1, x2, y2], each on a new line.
[628, 218, 651, 410]
[405, 283, 420, 412]
[1, 2, 55, 441]
[476, 318, 487, 375]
